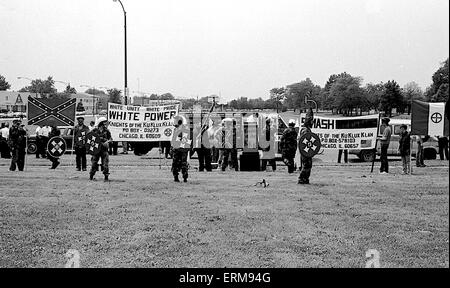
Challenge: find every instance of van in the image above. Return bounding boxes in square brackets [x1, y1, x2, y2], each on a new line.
[349, 118, 439, 162]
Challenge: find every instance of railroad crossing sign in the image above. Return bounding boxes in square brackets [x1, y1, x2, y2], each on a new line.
[85, 131, 102, 156]
[47, 136, 67, 158]
[298, 132, 322, 158]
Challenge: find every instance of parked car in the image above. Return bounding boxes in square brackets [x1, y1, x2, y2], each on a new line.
[27, 126, 75, 154]
[349, 118, 439, 162]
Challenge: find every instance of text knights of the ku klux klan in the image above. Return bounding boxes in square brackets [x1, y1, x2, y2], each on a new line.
[299, 114, 380, 149]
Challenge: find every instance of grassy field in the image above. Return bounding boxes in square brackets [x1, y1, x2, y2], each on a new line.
[0, 152, 448, 268]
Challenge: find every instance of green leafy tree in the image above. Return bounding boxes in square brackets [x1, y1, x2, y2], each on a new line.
[285, 78, 320, 112]
[402, 82, 424, 114]
[380, 80, 403, 117]
[84, 88, 106, 95]
[0, 75, 11, 91]
[19, 76, 57, 96]
[64, 85, 77, 94]
[363, 82, 385, 113]
[107, 88, 122, 104]
[329, 76, 364, 116]
[426, 58, 449, 102]
[320, 72, 352, 112]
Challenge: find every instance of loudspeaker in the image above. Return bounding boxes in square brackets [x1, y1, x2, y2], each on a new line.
[240, 152, 261, 171]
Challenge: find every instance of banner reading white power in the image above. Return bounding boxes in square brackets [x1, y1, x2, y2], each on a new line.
[299, 114, 380, 150]
[108, 103, 179, 142]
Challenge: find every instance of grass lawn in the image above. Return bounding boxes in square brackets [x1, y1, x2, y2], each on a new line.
[0, 154, 448, 268]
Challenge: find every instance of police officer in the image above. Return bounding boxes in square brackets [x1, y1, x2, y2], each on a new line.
[298, 108, 314, 184]
[9, 120, 26, 171]
[89, 117, 112, 181]
[280, 119, 298, 174]
[171, 117, 190, 182]
[74, 116, 90, 171]
[48, 125, 61, 169]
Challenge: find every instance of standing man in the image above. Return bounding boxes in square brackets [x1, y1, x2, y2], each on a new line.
[40, 125, 51, 158]
[35, 125, 42, 158]
[415, 135, 429, 167]
[218, 118, 238, 172]
[0, 122, 11, 159]
[438, 136, 449, 161]
[74, 116, 90, 171]
[171, 117, 190, 182]
[298, 108, 314, 184]
[47, 125, 61, 169]
[398, 124, 411, 175]
[89, 117, 112, 181]
[337, 149, 348, 163]
[193, 121, 212, 172]
[378, 118, 391, 174]
[260, 117, 277, 172]
[280, 119, 298, 174]
[8, 120, 26, 171]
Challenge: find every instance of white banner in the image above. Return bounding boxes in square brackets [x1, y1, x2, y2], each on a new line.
[108, 103, 179, 142]
[299, 114, 380, 150]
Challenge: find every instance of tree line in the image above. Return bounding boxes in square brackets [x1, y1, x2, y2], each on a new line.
[1, 58, 447, 115]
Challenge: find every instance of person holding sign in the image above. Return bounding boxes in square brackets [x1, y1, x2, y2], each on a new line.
[378, 118, 392, 174]
[89, 117, 112, 181]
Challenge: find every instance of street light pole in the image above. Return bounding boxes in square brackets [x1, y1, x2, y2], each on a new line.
[113, 0, 127, 105]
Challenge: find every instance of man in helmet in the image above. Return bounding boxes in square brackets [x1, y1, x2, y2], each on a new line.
[89, 117, 112, 181]
[171, 116, 190, 182]
[298, 108, 314, 184]
[74, 116, 90, 171]
[280, 119, 298, 174]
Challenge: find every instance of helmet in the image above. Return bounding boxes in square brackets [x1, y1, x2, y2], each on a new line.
[96, 117, 108, 127]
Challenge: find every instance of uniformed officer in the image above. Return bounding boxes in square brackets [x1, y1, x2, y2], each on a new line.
[48, 125, 61, 169]
[89, 117, 112, 181]
[280, 119, 298, 174]
[298, 108, 314, 184]
[171, 117, 190, 182]
[8, 120, 26, 171]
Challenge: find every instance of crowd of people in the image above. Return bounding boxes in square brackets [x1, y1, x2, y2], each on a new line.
[0, 109, 448, 184]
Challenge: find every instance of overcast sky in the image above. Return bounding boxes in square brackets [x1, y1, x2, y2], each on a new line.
[1, 0, 448, 101]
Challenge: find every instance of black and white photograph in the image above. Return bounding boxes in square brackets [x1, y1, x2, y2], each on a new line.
[0, 0, 448, 277]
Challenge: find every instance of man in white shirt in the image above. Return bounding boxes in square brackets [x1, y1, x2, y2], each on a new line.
[39, 125, 51, 158]
[0, 123, 11, 158]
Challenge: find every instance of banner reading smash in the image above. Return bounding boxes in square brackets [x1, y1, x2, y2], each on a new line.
[299, 114, 380, 149]
[108, 103, 179, 141]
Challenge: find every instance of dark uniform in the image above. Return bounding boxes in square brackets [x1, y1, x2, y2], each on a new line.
[261, 119, 277, 171]
[219, 120, 238, 171]
[298, 109, 314, 184]
[171, 121, 190, 182]
[48, 126, 61, 169]
[74, 121, 90, 171]
[89, 124, 112, 181]
[193, 124, 212, 172]
[280, 124, 298, 174]
[8, 121, 26, 171]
